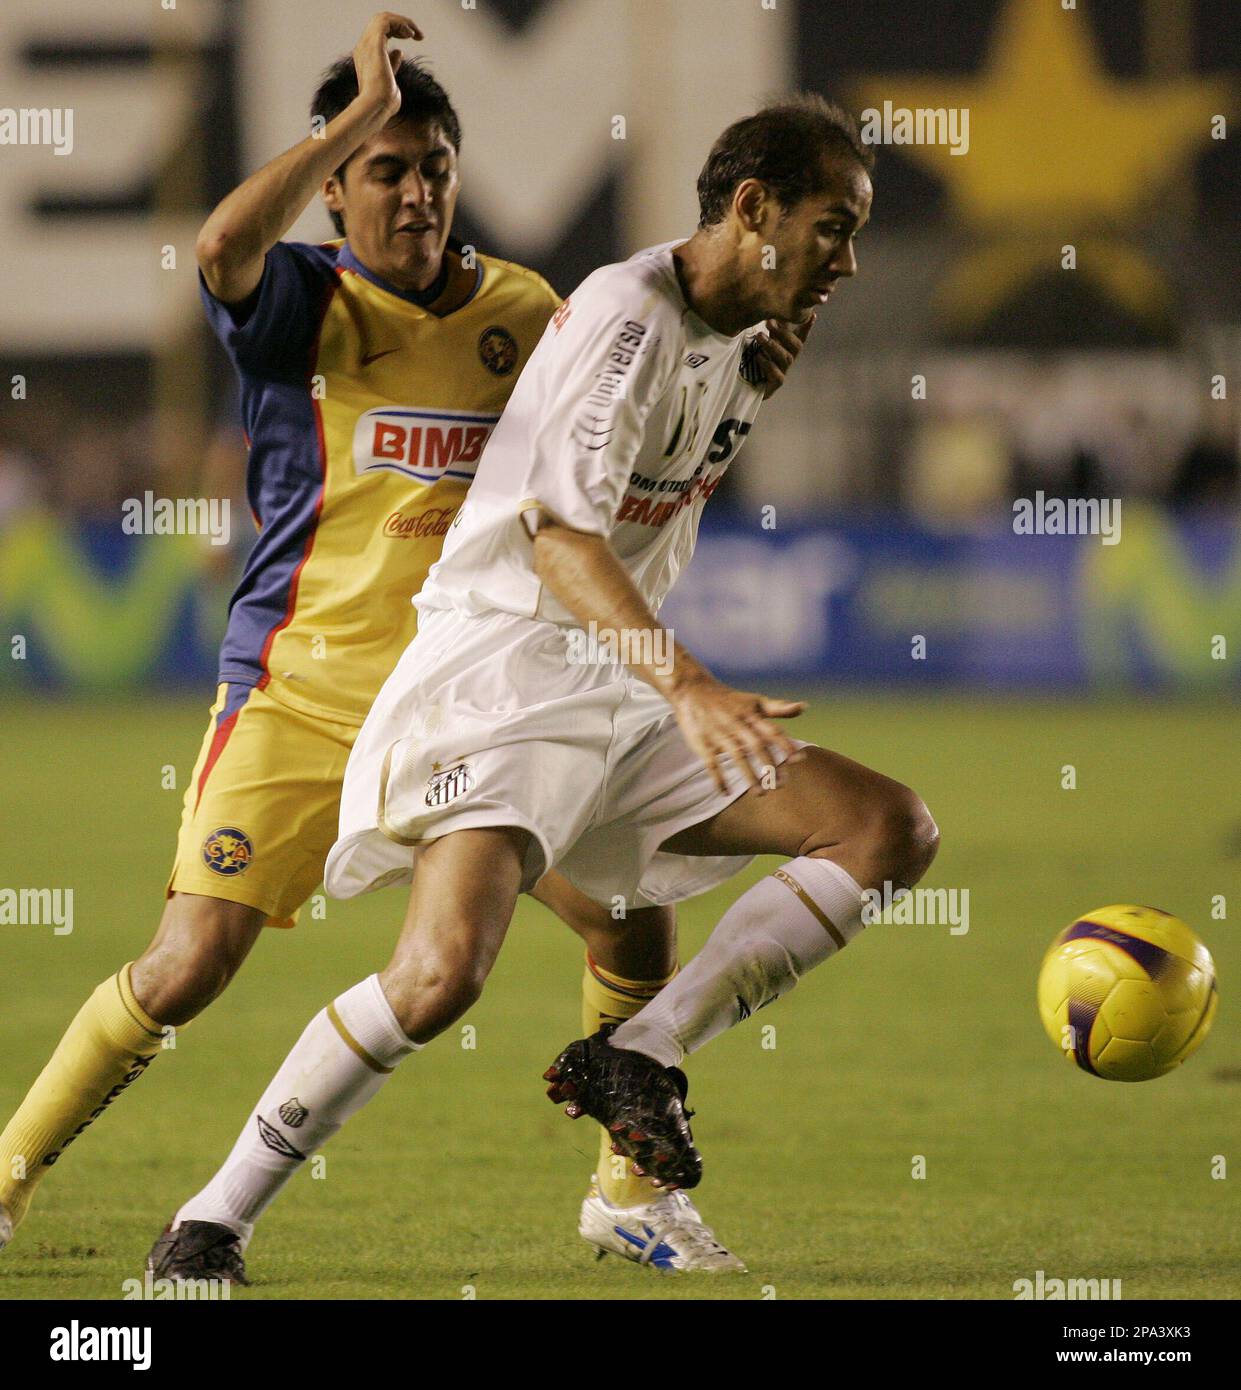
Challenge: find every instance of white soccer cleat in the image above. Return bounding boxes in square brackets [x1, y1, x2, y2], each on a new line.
[579, 1178, 747, 1273]
[0, 1201, 12, 1251]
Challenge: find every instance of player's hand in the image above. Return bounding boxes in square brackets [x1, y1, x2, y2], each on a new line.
[757, 313, 815, 399]
[353, 12, 424, 121]
[668, 672, 806, 796]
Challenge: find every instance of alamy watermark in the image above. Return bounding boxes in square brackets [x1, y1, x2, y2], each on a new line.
[1013, 1269, 1122, 1300]
[861, 881, 969, 935]
[121, 493, 231, 546]
[121, 1270, 231, 1301]
[49, 1322, 151, 1370]
[1012, 492, 1121, 545]
[859, 102, 969, 156]
[0, 107, 73, 156]
[565, 620, 674, 677]
[0, 887, 73, 935]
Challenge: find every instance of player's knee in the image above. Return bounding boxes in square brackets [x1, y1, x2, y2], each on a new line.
[130, 941, 235, 1025]
[381, 947, 490, 1040]
[131, 899, 258, 1024]
[805, 781, 939, 890]
[866, 783, 939, 888]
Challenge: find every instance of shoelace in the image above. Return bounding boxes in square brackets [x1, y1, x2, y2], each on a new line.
[637, 1195, 728, 1263]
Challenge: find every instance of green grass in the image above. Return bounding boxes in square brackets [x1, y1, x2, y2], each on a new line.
[1, 693, 1238, 1300]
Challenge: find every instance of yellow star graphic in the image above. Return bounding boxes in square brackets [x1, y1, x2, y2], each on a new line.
[854, 0, 1232, 327]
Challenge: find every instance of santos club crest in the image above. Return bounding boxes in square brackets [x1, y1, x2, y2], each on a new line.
[278, 1097, 309, 1128]
[425, 762, 474, 808]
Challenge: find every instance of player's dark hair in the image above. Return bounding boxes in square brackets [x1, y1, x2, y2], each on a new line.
[696, 93, 873, 229]
[311, 56, 463, 236]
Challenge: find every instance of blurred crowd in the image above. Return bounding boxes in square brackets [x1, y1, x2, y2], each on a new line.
[0, 387, 248, 534]
[1, 354, 1237, 536]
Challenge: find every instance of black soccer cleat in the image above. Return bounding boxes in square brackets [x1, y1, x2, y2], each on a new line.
[543, 1026, 703, 1190]
[145, 1219, 250, 1286]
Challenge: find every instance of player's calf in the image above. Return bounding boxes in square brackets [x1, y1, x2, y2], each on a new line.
[0, 895, 265, 1246]
[598, 765, 940, 1085]
[165, 829, 530, 1251]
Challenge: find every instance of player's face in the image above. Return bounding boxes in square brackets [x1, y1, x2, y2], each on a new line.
[760, 156, 872, 323]
[326, 119, 460, 292]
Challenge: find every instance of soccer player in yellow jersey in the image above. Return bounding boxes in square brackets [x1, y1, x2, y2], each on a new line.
[0, 12, 807, 1279]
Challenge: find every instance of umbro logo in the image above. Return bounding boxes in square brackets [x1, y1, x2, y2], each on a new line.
[257, 1114, 306, 1161]
[361, 347, 400, 366]
[684, 352, 709, 369]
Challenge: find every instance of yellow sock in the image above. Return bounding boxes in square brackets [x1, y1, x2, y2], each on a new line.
[0, 964, 164, 1235]
[581, 952, 678, 1208]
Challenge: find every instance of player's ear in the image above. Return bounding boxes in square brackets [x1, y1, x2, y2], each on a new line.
[322, 173, 345, 216]
[733, 178, 770, 235]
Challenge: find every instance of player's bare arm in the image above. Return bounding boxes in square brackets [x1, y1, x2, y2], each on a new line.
[530, 517, 804, 795]
[196, 11, 423, 303]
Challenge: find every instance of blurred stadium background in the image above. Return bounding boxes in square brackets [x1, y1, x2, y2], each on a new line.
[1, 0, 1239, 1301]
[1, 0, 1238, 694]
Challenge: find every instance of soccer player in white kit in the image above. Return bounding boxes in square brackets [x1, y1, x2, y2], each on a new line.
[180, 95, 939, 1270]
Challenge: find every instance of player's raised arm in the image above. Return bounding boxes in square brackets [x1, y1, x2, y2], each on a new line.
[196, 11, 423, 303]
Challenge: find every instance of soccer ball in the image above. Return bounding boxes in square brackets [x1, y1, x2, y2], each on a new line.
[1037, 905, 1218, 1082]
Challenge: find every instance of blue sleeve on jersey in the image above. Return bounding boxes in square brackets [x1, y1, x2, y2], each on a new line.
[198, 240, 338, 382]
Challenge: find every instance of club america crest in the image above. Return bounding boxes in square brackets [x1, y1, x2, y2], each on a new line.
[478, 326, 517, 376]
[202, 826, 253, 876]
[425, 761, 474, 808]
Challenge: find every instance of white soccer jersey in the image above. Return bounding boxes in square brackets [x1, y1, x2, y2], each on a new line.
[415, 241, 767, 624]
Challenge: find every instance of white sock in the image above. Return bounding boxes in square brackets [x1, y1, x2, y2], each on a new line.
[175, 975, 418, 1245]
[610, 857, 866, 1068]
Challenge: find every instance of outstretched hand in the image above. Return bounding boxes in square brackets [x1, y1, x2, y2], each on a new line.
[669, 673, 806, 796]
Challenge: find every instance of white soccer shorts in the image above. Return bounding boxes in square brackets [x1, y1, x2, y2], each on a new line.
[325, 606, 802, 908]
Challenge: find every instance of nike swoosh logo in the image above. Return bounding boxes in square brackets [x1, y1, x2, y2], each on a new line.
[361, 347, 400, 366]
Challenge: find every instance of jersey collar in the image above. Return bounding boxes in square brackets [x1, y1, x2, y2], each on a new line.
[337, 238, 482, 314]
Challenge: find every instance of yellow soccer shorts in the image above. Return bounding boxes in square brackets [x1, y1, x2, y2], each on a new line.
[167, 682, 359, 927]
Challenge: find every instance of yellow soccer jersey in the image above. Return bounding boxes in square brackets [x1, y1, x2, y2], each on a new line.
[200, 236, 559, 724]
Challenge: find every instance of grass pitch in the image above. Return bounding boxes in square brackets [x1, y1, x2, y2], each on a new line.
[1, 692, 1237, 1300]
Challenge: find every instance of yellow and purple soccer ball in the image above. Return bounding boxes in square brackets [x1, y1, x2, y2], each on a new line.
[1037, 905, 1218, 1081]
